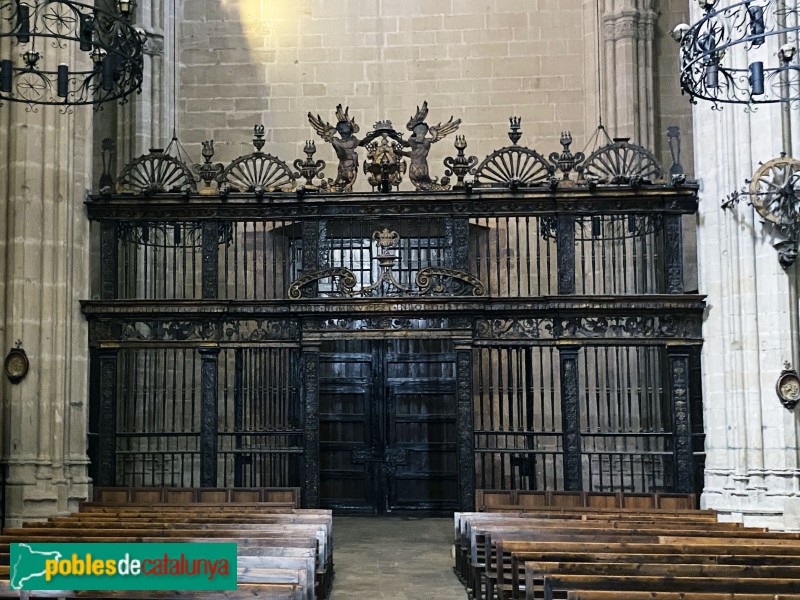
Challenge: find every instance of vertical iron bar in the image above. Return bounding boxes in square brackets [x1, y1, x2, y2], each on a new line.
[664, 214, 684, 293]
[97, 349, 118, 486]
[234, 348, 244, 487]
[456, 346, 475, 511]
[557, 216, 575, 294]
[202, 221, 219, 299]
[451, 216, 469, 271]
[302, 345, 321, 507]
[667, 348, 693, 493]
[559, 346, 582, 491]
[100, 222, 118, 300]
[199, 347, 220, 487]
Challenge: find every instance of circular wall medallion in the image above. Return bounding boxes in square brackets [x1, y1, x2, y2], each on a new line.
[776, 367, 800, 410]
[4, 347, 29, 384]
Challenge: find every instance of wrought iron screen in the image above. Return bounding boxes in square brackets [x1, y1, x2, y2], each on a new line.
[116, 219, 302, 300]
[85, 121, 704, 510]
[102, 346, 303, 489]
[473, 344, 696, 494]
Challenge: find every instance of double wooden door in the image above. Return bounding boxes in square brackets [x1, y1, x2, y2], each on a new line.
[318, 338, 458, 513]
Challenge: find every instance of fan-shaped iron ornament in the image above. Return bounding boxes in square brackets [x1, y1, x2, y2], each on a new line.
[0, 0, 145, 109]
[99, 106, 686, 199]
[674, 0, 800, 108]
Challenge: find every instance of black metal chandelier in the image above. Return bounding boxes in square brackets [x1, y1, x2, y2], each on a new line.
[0, 0, 145, 108]
[674, 0, 800, 107]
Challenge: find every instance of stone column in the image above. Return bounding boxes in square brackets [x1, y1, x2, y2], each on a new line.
[0, 61, 92, 525]
[601, 0, 657, 146]
[692, 2, 800, 528]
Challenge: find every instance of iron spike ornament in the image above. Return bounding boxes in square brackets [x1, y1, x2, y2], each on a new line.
[674, 0, 800, 108]
[0, 0, 145, 109]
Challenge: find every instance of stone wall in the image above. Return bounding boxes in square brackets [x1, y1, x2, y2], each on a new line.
[177, 0, 689, 189]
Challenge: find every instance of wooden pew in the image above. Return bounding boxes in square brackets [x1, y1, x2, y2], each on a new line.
[532, 574, 800, 600]
[90, 487, 302, 507]
[523, 561, 800, 600]
[474, 490, 699, 511]
[503, 549, 800, 600]
[566, 593, 800, 600]
[0, 581, 304, 599]
[471, 521, 772, 600]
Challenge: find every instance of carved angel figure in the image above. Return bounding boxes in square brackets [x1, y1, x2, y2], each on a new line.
[400, 101, 461, 191]
[308, 105, 367, 192]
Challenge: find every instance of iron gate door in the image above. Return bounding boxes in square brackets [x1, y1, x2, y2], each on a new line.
[319, 338, 458, 513]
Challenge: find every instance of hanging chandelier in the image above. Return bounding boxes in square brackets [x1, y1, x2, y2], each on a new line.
[674, 0, 800, 107]
[0, 0, 145, 108]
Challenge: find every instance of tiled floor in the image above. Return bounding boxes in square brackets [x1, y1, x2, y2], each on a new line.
[328, 516, 467, 600]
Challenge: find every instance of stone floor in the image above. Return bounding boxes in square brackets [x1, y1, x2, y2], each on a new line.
[328, 516, 467, 600]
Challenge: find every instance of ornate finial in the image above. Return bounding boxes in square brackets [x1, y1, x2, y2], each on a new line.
[372, 228, 400, 250]
[372, 120, 395, 133]
[549, 131, 585, 181]
[508, 116, 522, 145]
[444, 135, 478, 190]
[193, 140, 224, 194]
[667, 126, 685, 177]
[293, 140, 326, 190]
[253, 125, 266, 152]
[99, 137, 115, 191]
[22, 50, 40, 68]
[14, 339, 22, 349]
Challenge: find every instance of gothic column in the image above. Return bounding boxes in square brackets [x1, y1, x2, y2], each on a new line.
[601, 0, 657, 147]
[691, 2, 800, 528]
[0, 59, 93, 525]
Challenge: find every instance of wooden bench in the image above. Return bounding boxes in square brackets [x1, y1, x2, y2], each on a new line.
[532, 574, 800, 600]
[469, 521, 772, 600]
[1, 503, 332, 600]
[503, 548, 800, 600]
[475, 490, 699, 511]
[90, 487, 301, 507]
[523, 562, 800, 600]
[0, 581, 304, 599]
[453, 505, 800, 600]
[566, 593, 800, 600]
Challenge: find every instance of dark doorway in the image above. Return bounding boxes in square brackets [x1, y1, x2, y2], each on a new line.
[318, 337, 458, 514]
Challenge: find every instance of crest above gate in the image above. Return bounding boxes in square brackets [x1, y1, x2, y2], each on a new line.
[99, 102, 689, 197]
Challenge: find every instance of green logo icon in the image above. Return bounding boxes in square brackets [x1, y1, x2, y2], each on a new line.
[10, 543, 237, 590]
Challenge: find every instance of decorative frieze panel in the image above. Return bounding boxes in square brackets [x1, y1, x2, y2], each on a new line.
[475, 315, 703, 341]
[89, 319, 300, 343]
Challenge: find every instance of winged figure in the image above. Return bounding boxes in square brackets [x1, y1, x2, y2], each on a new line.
[308, 105, 365, 192]
[400, 101, 461, 191]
